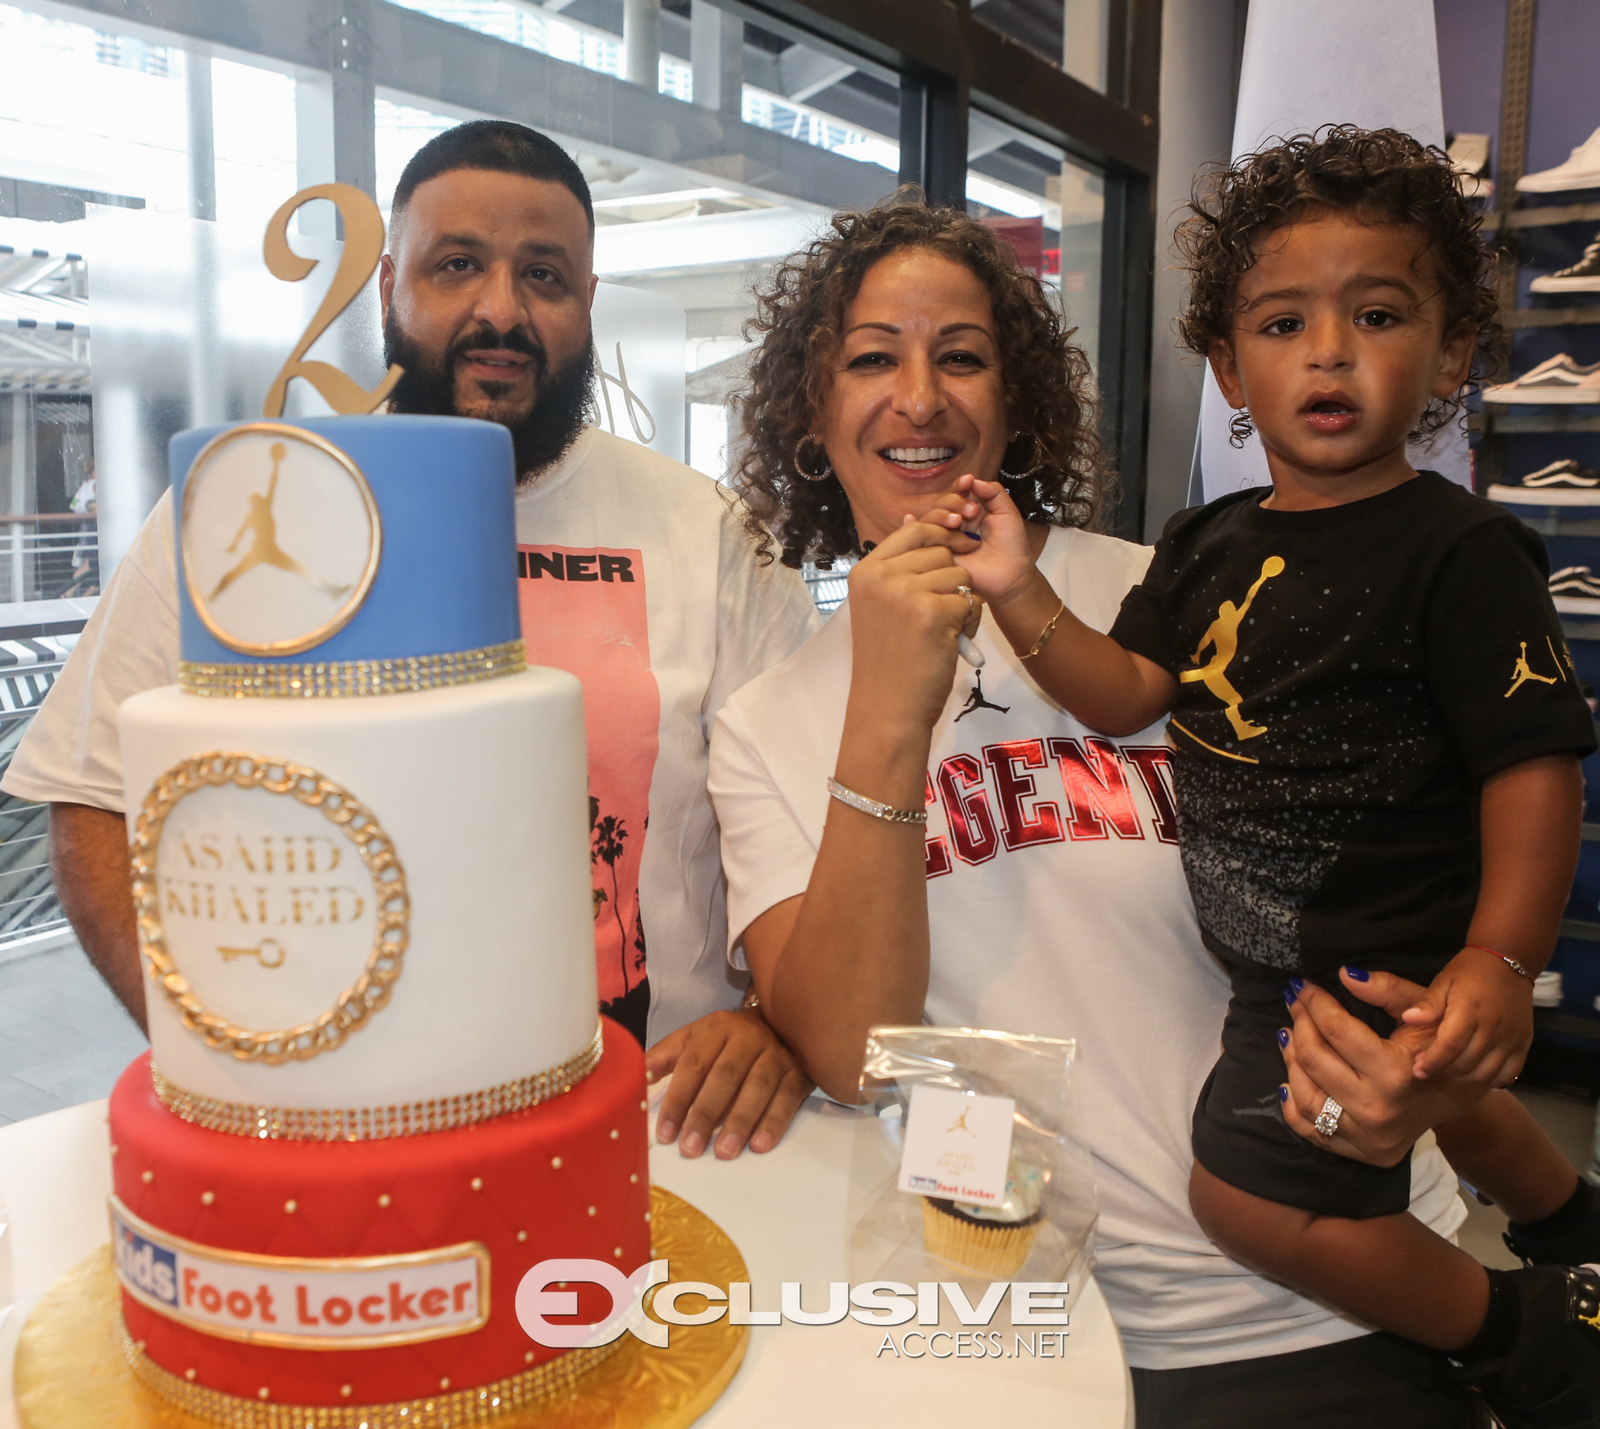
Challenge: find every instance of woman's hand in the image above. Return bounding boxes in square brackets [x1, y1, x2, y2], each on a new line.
[1278, 970, 1489, 1166]
[845, 516, 975, 737]
[918, 474, 1037, 608]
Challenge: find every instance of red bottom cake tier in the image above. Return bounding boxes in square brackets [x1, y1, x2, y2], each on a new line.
[107, 1018, 651, 1418]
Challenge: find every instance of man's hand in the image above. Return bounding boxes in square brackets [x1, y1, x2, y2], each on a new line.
[1279, 970, 1486, 1165]
[1399, 946, 1535, 1085]
[645, 1009, 813, 1159]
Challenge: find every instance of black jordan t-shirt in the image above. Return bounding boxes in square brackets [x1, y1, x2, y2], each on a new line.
[1110, 472, 1597, 978]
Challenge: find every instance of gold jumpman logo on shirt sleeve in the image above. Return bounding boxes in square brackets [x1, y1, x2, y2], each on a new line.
[1177, 556, 1285, 740]
[1505, 641, 1560, 698]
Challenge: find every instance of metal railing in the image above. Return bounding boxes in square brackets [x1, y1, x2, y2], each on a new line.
[0, 515, 98, 604]
[802, 560, 852, 615]
[0, 631, 81, 948]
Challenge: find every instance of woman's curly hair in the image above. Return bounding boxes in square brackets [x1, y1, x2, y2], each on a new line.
[731, 192, 1106, 568]
[1175, 126, 1501, 446]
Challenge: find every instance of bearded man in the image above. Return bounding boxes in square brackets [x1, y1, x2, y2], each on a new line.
[4, 121, 817, 1160]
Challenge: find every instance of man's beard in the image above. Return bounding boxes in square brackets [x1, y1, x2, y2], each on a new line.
[383, 312, 596, 483]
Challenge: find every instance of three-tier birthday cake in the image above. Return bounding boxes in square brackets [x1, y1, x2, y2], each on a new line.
[105, 415, 652, 1422]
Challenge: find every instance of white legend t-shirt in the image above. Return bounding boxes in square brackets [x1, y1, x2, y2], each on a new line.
[4, 426, 819, 1047]
[709, 523, 1467, 1371]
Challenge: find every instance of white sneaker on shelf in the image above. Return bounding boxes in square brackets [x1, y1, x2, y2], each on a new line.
[1489, 462, 1600, 508]
[1531, 233, 1600, 294]
[1482, 353, 1600, 404]
[1518, 126, 1600, 193]
[1533, 970, 1564, 1009]
[1447, 132, 1494, 201]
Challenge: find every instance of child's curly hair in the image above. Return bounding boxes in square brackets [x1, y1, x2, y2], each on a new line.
[731, 191, 1106, 568]
[1176, 125, 1501, 446]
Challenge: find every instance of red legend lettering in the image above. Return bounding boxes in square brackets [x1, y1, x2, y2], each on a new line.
[1049, 737, 1144, 841]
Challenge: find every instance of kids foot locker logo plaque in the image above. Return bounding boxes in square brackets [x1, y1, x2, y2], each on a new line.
[130, 752, 410, 1062]
[111, 1197, 486, 1349]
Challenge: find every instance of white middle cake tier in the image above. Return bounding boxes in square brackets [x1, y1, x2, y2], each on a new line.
[118, 668, 597, 1111]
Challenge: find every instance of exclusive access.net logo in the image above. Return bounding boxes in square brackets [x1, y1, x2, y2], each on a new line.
[515, 1259, 1076, 1360]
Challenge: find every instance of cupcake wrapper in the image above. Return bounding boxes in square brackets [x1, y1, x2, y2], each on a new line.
[920, 1197, 1038, 1278]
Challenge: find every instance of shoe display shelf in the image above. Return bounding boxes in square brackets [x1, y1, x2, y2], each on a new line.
[1475, 2, 1600, 1083]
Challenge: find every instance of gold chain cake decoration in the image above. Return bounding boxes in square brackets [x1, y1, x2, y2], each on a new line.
[150, 1022, 604, 1140]
[180, 638, 527, 699]
[121, 1326, 623, 1429]
[130, 752, 409, 1063]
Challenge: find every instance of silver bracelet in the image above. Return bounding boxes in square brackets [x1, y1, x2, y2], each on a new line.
[826, 776, 927, 825]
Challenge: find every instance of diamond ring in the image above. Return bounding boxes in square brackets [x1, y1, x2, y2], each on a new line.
[955, 584, 974, 619]
[1313, 1096, 1343, 1138]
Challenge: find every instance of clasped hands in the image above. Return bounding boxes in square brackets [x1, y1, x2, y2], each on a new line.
[1280, 949, 1533, 1165]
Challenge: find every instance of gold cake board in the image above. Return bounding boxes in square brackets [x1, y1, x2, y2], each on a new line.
[15, 1186, 748, 1429]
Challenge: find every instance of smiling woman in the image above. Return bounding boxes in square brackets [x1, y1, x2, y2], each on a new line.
[731, 192, 1103, 571]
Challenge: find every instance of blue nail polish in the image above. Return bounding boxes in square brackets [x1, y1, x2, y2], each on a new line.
[1278, 1084, 1289, 1103]
[1343, 965, 1370, 982]
[1289, 977, 1305, 995]
[1284, 986, 1296, 1007]
[962, 530, 982, 540]
[1276, 1028, 1290, 1049]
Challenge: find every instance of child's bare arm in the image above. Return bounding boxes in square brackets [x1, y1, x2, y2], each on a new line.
[1404, 753, 1583, 1083]
[990, 564, 1177, 735]
[921, 479, 1176, 734]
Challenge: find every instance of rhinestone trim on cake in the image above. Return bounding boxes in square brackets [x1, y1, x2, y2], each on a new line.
[122, 1324, 622, 1427]
[150, 1023, 604, 1140]
[179, 639, 527, 698]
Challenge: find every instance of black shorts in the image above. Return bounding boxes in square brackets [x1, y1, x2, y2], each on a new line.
[1132, 1332, 1486, 1428]
[1190, 963, 1441, 1219]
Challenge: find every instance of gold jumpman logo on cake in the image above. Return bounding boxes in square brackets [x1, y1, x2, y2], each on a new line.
[208, 442, 352, 601]
[1178, 556, 1285, 740]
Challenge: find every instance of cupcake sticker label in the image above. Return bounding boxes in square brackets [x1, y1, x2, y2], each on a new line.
[897, 1086, 1016, 1205]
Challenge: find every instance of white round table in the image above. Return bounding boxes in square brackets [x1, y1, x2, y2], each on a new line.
[0, 1089, 1131, 1427]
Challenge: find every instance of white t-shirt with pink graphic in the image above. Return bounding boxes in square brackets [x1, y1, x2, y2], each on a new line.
[512, 427, 819, 1043]
[708, 523, 1467, 1371]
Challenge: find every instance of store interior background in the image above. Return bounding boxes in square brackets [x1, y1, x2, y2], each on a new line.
[0, 0, 1597, 1262]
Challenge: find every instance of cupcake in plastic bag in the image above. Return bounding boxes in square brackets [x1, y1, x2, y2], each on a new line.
[921, 1158, 1043, 1277]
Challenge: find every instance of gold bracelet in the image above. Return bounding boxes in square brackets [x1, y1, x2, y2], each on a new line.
[1018, 600, 1067, 660]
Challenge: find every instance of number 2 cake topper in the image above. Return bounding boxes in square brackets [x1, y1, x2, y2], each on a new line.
[261, 183, 404, 418]
[180, 185, 401, 658]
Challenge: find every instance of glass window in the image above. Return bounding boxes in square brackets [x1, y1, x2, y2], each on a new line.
[972, 0, 1108, 93]
[966, 109, 1104, 375]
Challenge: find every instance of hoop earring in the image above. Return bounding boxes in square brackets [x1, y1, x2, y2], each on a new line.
[999, 431, 1043, 480]
[1227, 411, 1254, 449]
[793, 434, 834, 483]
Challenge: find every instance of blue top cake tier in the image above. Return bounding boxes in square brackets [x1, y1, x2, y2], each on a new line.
[171, 416, 519, 670]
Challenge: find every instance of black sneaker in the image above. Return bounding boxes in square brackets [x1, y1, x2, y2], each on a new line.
[1550, 566, 1600, 600]
[1452, 1265, 1600, 1428]
[1523, 459, 1600, 489]
[1505, 1182, 1600, 1268]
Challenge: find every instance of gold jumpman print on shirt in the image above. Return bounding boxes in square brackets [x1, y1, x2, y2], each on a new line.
[1178, 556, 1285, 740]
[1505, 641, 1559, 698]
[208, 442, 352, 602]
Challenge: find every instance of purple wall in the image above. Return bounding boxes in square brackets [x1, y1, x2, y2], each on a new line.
[1436, 0, 1504, 145]
[1436, 0, 1600, 178]
[1528, 0, 1600, 176]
